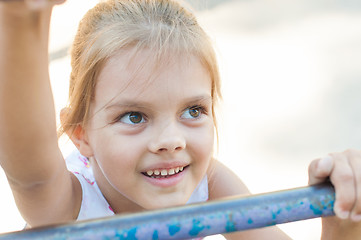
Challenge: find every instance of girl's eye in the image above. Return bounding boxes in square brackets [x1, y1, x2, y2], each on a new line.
[181, 106, 204, 119]
[119, 112, 145, 124]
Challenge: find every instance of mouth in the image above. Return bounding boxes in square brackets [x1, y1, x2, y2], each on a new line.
[142, 165, 189, 179]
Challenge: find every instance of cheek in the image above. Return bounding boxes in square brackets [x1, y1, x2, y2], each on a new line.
[188, 123, 215, 161]
[92, 131, 148, 169]
[92, 142, 141, 189]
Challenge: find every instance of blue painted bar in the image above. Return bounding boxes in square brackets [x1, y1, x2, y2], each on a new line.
[0, 183, 335, 240]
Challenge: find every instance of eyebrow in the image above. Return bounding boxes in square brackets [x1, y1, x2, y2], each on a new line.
[105, 95, 212, 110]
[187, 95, 212, 105]
[105, 101, 150, 110]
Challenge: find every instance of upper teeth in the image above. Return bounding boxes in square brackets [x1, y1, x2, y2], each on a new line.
[146, 166, 184, 177]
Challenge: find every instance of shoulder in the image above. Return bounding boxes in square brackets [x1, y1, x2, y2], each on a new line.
[65, 150, 114, 220]
[207, 159, 250, 200]
[207, 160, 292, 240]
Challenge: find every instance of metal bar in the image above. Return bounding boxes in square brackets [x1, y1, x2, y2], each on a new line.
[0, 183, 335, 240]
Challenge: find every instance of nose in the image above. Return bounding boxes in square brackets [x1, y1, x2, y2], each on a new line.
[148, 121, 186, 154]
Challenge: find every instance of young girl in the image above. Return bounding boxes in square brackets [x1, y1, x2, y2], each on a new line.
[0, 0, 361, 239]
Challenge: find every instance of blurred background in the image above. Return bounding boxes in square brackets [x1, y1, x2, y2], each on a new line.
[1, 0, 361, 239]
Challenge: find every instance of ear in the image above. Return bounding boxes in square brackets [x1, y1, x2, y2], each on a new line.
[69, 125, 94, 158]
[60, 108, 94, 158]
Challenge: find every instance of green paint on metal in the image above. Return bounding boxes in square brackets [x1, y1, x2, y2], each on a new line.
[225, 214, 236, 232]
[152, 230, 159, 240]
[168, 223, 181, 236]
[189, 219, 205, 236]
[310, 204, 323, 215]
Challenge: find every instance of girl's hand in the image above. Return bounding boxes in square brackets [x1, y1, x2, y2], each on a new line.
[308, 149, 361, 239]
[24, 0, 66, 10]
[309, 149, 361, 221]
[0, 0, 66, 26]
[0, 0, 65, 12]
[0, 0, 65, 21]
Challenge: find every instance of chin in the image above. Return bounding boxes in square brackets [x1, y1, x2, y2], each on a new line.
[141, 198, 187, 210]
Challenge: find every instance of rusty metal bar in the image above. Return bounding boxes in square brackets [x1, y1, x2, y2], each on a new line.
[0, 183, 335, 240]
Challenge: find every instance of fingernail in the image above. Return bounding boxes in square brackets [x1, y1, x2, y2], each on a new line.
[27, 0, 47, 10]
[351, 213, 361, 222]
[335, 208, 349, 219]
[51, 0, 64, 3]
[317, 156, 333, 174]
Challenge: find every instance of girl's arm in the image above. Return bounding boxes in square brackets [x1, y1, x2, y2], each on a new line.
[208, 160, 291, 240]
[0, 0, 80, 227]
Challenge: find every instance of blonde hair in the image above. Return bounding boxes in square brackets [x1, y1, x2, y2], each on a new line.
[59, 0, 221, 136]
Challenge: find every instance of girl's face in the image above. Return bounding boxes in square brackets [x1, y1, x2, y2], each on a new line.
[82, 49, 214, 212]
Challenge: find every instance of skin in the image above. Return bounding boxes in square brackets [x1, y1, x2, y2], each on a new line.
[77, 50, 215, 212]
[309, 150, 361, 239]
[0, 1, 361, 239]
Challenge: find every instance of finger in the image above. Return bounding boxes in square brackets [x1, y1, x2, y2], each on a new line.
[347, 150, 361, 222]
[24, 0, 64, 10]
[329, 152, 356, 220]
[24, 0, 48, 9]
[308, 156, 334, 185]
[52, 0, 65, 5]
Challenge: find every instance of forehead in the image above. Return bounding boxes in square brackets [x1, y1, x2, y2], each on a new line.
[94, 48, 212, 105]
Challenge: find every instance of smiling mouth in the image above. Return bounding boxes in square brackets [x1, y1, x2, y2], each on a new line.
[142, 165, 189, 178]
